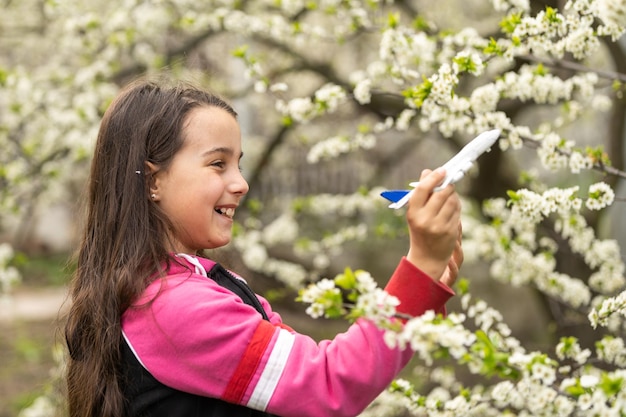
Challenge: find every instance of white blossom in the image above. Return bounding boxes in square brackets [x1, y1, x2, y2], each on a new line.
[6, 1, 626, 415]
[18, 397, 56, 417]
[585, 182, 615, 210]
[568, 150, 593, 173]
[470, 85, 500, 114]
[594, 0, 626, 35]
[596, 336, 626, 367]
[0, 243, 20, 296]
[353, 78, 372, 104]
[262, 214, 299, 246]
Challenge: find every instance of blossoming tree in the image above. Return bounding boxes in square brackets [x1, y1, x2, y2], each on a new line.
[4, 0, 626, 415]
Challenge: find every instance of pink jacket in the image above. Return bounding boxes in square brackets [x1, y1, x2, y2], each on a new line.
[121, 255, 454, 417]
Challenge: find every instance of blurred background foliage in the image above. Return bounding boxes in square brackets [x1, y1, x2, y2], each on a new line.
[1, 0, 626, 415]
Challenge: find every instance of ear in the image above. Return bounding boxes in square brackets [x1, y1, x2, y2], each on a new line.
[144, 161, 161, 201]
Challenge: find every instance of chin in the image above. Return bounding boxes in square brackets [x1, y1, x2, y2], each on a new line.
[207, 237, 232, 249]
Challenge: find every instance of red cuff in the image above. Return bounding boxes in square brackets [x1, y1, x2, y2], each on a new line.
[384, 257, 455, 318]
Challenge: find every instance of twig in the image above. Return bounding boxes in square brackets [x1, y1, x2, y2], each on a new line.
[518, 54, 626, 83]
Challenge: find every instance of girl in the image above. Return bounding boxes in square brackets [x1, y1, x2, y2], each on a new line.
[64, 78, 463, 417]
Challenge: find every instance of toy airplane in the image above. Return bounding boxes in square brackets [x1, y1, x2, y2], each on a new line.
[381, 129, 501, 209]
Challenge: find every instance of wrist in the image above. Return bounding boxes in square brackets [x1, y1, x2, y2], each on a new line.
[406, 250, 447, 281]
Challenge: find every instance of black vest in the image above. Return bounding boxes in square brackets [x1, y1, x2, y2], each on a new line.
[121, 263, 279, 417]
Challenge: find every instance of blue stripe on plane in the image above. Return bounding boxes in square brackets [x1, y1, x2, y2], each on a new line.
[380, 190, 410, 203]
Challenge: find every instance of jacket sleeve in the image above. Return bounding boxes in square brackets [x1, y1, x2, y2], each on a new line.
[121, 258, 454, 417]
[385, 256, 454, 317]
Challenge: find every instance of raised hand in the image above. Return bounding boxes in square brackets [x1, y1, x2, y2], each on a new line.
[405, 168, 462, 282]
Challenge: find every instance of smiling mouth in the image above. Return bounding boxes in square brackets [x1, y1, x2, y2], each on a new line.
[215, 207, 235, 219]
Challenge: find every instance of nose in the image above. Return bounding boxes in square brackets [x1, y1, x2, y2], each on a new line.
[230, 169, 249, 196]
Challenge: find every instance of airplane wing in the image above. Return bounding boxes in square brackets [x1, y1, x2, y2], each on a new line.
[381, 129, 501, 209]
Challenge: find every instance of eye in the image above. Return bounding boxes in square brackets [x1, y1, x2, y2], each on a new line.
[210, 161, 225, 169]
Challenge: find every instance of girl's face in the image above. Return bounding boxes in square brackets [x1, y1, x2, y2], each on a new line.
[152, 106, 249, 254]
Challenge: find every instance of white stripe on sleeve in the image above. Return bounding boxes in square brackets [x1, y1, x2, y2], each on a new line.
[246, 328, 295, 411]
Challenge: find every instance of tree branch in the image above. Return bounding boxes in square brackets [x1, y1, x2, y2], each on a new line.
[518, 54, 626, 84]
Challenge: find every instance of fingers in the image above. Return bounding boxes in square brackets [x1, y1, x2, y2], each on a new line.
[439, 256, 459, 288]
[404, 166, 463, 281]
[437, 227, 464, 287]
[410, 168, 456, 206]
[451, 231, 464, 266]
[419, 169, 432, 181]
[408, 182, 460, 228]
[412, 168, 444, 201]
[407, 168, 460, 228]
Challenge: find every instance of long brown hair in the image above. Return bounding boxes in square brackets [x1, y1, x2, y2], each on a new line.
[64, 78, 237, 417]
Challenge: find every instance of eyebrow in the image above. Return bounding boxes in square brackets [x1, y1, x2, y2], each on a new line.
[201, 147, 244, 159]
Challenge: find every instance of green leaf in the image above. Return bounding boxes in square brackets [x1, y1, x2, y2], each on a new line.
[559, 336, 578, 352]
[323, 290, 345, 318]
[612, 80, 622, 91]
[585, 145, 611, 166]
[412, 15, 430, 31]
[500, 13, 522, 34]
[457, 278, 470, 295]
[533, 63, 547, 76]
[232, 45, 249, 58]
[403, 78, 433, 108]
[246, 198, 263, 214]
[335, 267, 357, 290]
[0, 68, 8, 86]
[543, 7, 562, 24]
[387, 12, 400, 29]
[453, 55, 477, 74]
[518, 170, 536, 186]
[483, 38, 503, 56]
[564, 381, 585, 397]
[281, 115, 293, 127]
[357, 186, 369, 196]
[599, 373, 623, 397]
[506, 190, 519, 203]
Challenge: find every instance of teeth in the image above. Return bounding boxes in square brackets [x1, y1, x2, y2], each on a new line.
[216, 207, 235, 218]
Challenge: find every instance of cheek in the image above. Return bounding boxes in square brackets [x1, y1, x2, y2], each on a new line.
[206, 180, 227, 199]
